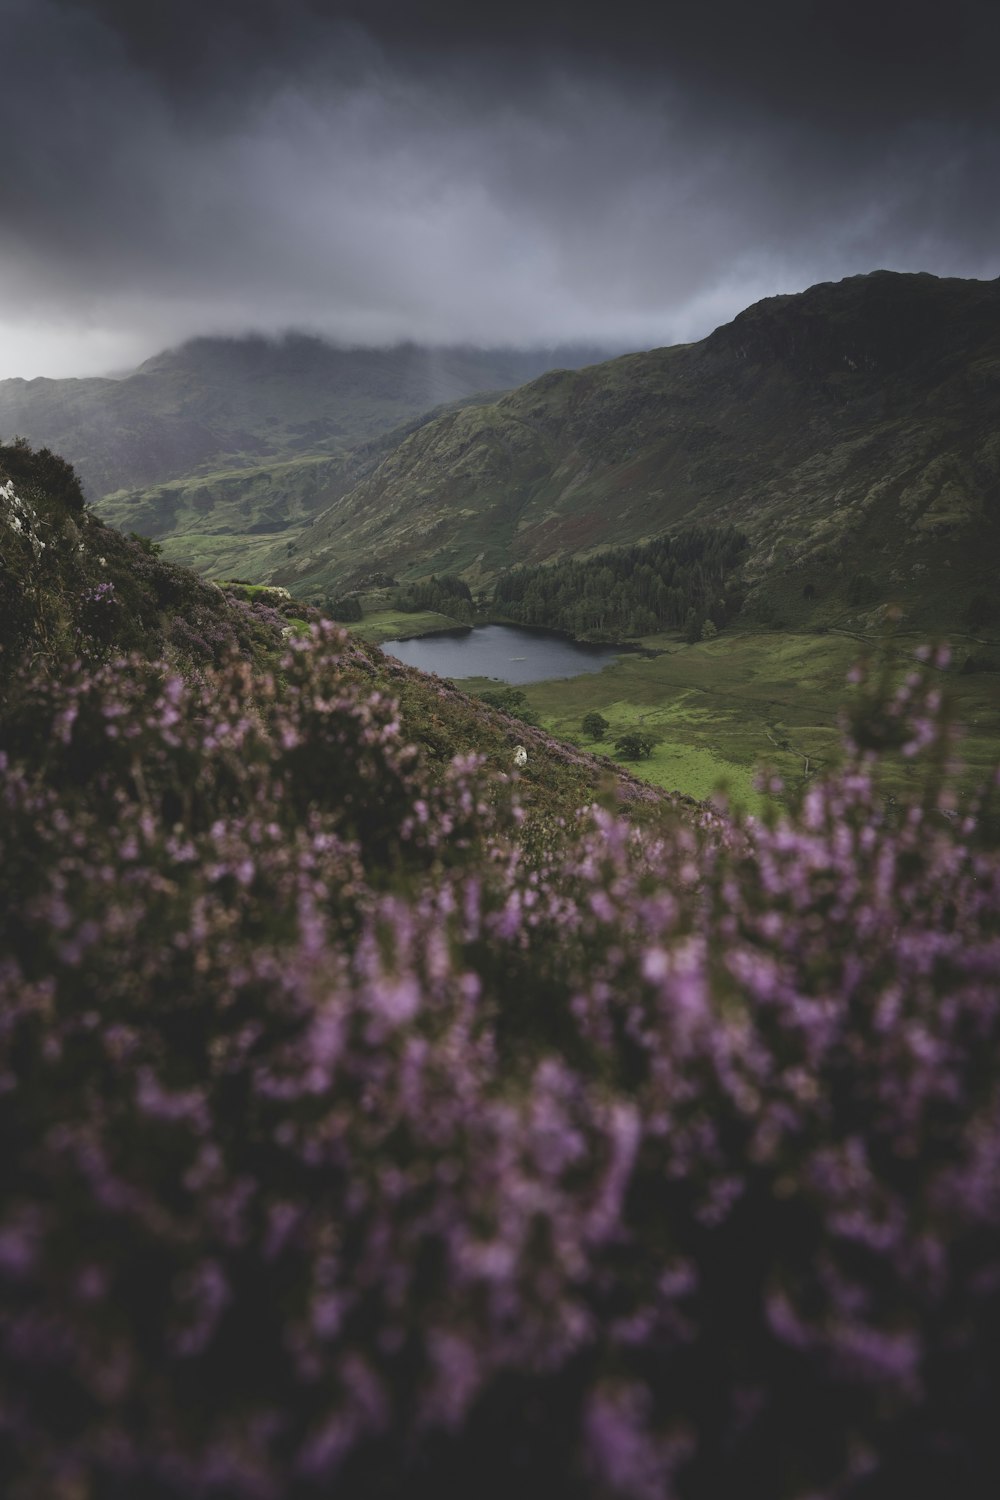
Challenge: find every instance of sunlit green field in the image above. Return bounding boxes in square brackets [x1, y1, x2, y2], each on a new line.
[435, 628, 1000, 814]
[351, 606, 467, 643]
[158, 529, 304, 580]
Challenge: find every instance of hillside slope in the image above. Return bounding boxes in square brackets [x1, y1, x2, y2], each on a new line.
[0, 439, 662, 827]
[0, 336, 609, 501]
[92, 395, 518, 582]
[4, 449, 1000, 1500]
[272, 272, 1000, 631]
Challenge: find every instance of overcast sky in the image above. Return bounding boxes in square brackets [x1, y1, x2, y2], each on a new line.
[1, 0, 998, 377]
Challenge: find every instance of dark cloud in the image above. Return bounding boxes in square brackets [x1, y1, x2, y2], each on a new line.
[0, 0, 997, 376]
[61, 0, 1000, 121]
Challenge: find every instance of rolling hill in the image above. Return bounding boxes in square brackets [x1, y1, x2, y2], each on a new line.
[0, 334, 610, 515]
[269, 272, 1000, 633]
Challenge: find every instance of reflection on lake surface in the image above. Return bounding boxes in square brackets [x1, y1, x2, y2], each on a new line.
[381, 624, 622, 684]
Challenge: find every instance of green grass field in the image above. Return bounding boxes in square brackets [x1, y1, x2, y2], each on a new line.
[433, 628, 1000, 814]
[158, 530, 303, 580]
[351, 607, 468, 644]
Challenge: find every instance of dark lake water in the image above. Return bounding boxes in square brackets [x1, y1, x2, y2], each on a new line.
[381, 624, 623, 684]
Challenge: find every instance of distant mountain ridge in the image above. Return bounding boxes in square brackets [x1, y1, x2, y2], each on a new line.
[0, 335, 611, 499]
[269, 272, 1000, 633]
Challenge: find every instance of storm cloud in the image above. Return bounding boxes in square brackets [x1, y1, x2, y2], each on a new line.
[1, 0, 998, 376]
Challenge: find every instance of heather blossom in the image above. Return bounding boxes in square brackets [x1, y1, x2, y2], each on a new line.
[0, 628, 998, 1498]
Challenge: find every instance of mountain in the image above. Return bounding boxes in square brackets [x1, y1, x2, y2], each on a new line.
[270, 272, 1000, 632]
[0, 335, 611, 499]
[91, 405, 477, 582]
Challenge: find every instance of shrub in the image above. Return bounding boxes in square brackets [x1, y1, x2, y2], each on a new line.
[582, 711, 609, 741]
[0, 435, 87, 512]
[479, 686, 540, 726]
[847, 572, 878, 606]
[615, 730, 655, 759]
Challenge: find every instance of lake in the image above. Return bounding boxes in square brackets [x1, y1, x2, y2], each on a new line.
[381, 624, 623, 684]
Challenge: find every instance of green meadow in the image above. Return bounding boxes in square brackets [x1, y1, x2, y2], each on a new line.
[351, 604, 467, 643]
[540, 632, 1000, 812]
[156, 528, 305, 580]
[512, 632, 852, 814]
[367, 624, 1000, 815]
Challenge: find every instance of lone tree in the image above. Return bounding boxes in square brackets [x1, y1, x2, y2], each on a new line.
[479, 687, 539, 726]
[581, 711, 609, 741]
[615, 731, 655, 760]
[684, 608, 705, 644]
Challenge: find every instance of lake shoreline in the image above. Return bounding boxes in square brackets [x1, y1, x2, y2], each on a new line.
[377, 622, 629, 685]
[378, 614, 649, 651]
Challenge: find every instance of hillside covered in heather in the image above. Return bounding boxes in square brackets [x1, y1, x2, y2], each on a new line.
[3, 447, 1000, 1500]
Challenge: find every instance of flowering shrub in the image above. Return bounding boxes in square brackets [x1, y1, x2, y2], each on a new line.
[1, 628, 999, 1499]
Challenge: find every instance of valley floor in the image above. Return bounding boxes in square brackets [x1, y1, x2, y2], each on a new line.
[357, 617, 1000, 814]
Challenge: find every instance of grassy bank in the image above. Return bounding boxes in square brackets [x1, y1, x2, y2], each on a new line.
[351, 606, 470, 644]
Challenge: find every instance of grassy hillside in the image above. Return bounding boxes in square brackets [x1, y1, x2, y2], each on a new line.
[94, 395, 523, 581]
[0, 335, 609, 501]
[272, 272, 1000, 635]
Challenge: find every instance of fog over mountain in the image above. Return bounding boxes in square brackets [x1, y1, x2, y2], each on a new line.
[1, 0, 998, 376]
